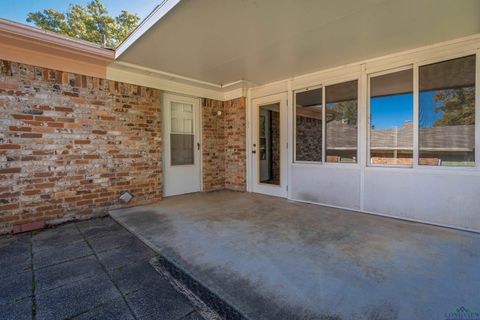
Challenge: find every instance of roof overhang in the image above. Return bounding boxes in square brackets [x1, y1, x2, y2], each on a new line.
[0, 18, 114, 78]
[114, 0, 480, 88]
[115, 0, 181, 59]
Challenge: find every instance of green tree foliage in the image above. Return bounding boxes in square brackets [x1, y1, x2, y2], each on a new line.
[433, 86, 475, 127]
[27, 0, 140, 48]
[327, 100, 358, 125]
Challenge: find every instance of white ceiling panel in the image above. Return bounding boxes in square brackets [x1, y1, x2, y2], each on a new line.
[117, 0, 480, 86]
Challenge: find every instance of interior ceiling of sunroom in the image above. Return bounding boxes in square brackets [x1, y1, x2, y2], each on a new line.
[117, 0, 480, 86]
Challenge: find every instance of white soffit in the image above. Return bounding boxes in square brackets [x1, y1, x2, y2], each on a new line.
[116, 0, 480, 87]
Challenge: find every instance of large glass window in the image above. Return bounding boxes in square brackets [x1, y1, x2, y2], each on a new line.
[419, 55, 475, 166]
[369, 69, 414, 166]
[295, 87, 323, 162]
[325, 80, 358, 163]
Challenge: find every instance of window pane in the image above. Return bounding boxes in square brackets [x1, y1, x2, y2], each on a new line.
[171, 102, 193, 134]
[370, 69, 413, 166]
[259, 103, 280, 185]
[419, 55, 475, 166]
[171, 134, 194, 165]
[295, 88, 322, 162]
[170, 101, 194, 166]
[325, 80, 358, 163]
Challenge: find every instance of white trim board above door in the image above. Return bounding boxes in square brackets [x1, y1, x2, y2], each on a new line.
[251, 93, 288, 197]
[163, 93, 202, 197]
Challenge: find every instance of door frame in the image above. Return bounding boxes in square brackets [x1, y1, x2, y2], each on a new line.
[162, 92, 202, 197]
[249, 92, 288, 197]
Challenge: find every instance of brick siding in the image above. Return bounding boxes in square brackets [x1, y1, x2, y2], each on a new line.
[271, 111, 280, 183]
[202, 99, 225, 191]
[202, 97, 246, 192]
[224, 97, 246, 191]
[0, 60, 162, 234]
[296, 116, 322, 161]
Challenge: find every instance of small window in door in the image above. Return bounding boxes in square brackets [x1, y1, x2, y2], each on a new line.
[258, 103, 280, 185]
[171, 102, 194, 165]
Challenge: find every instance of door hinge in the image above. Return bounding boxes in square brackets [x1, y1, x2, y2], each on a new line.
[286, 185, 288, 191]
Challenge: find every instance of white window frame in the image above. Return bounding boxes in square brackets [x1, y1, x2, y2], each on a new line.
[414, 51, 478, 170]
[293, 77, 361, 167]
[293, 84, 324, 165]
[324, 78, 360, 166]
[366, 65, 414, 168]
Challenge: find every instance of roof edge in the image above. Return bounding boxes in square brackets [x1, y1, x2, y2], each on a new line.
[115, 0, 181, 59]
[0, 18, 114, 62]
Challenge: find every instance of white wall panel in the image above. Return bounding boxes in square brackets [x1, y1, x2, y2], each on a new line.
[290, 165, 361, 210]
[290, 165, 480, 231]
[363, 169, 480, 230]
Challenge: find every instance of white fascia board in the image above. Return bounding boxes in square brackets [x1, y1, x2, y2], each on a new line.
[114, 61, 222, 89]
[115, 0, 182, 59]
[107, 61, 250, 101]
[224, 87, 247, 101]
[107, 64, 224, 100]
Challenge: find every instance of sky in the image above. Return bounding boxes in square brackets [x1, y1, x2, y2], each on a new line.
[0, 0, 160, 25]
[370, 94, 413, 130]
[370, 91, 442, 130]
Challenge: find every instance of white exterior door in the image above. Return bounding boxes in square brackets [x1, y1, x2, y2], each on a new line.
[251, 93, 288, 197]
[163, 93, 201, 196]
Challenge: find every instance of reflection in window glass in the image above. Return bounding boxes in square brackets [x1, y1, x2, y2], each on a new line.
[419, 55, 475, 166]
[295, 88, 322, 162]
[325, 80, 358, 163]
[259, 103, 280, 185]
[370, 69, 413, 166]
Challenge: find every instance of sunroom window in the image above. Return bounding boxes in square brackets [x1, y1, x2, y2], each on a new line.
[369, 69, 414, 166]
[295, 87, 323, 162]
[419, 55, 476, 167]
[325, 80, 358, 163]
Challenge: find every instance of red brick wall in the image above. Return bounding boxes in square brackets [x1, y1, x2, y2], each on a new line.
[224, 97, 246, 191]
[202, 97, 246, 192]
[202, 99, 225, 191]
[270, 110, 280, 183]
[0, 60, 162, 234]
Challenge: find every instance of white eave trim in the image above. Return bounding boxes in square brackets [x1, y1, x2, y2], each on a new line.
[115, 0, 181, 59]
[114, 61, 223, 89]
[107, 60, 253, 101]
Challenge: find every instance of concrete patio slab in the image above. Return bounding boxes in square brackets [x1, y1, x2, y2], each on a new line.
[0, 299, 32, 320]
[111, 191, 480, 320]
[33, 239, 93, 269]
[35, 255, 104, 292]
[35, 273, 121, 320]
[76, 218, 125, 239]
[125, 286, 194, 320]
[72, 297, 135, 320]
[87, 230, 140, 253]
[96, 240, 155, 270]
[0, 217, 208, 320]
[110, 260, 176, 295]
[0, 270, 32, 305]
[32, 224, 84, 250]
